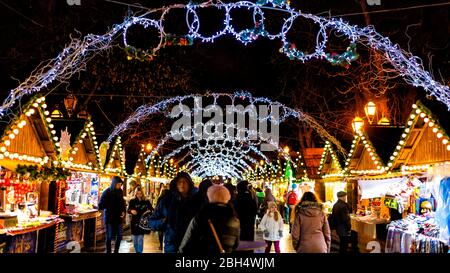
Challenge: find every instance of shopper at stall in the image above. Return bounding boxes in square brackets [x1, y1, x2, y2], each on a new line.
[149, 172, 199, 253]
[178, 185, 240, 253]
[329, 191, 358, 253]
[259, 201, 284, 253]
[127, 187, 153, 253]
[291, 192, 331, 253]
[98, 176, 127, 253]
[234, 180, 258, 241]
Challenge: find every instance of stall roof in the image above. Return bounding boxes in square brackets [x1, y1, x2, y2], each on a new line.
[390, 100, 450, 169]
[0, 95, 58, 167]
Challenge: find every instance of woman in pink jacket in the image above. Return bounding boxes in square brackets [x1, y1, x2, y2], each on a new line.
[291, 192, 331, 253]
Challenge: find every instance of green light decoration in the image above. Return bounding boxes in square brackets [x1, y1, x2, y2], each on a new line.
[284, 161, 294, 182]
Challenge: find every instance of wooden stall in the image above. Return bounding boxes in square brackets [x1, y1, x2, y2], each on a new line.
[343, 125, 404, 252]
[0, 96, 63, 253]
[52, 117, 102, 253]
[382, 101, 450, 253]
[317, 141, 346, 213]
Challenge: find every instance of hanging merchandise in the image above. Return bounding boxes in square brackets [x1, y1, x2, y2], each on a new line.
[386, 214, 448, 253]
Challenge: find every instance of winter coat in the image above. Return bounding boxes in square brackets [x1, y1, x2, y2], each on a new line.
[234, 181, 258, 241]
[98, 179, 126, 225]
[259, 212, 284, 241]
[330, 199, 352, 237]
[291, 201, 331, 253]
[149, 178, 199, 253]
[128, 198, 153, 235]
[179, 203, 240, 253]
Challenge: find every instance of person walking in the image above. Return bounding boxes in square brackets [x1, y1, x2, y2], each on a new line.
[179, 185, 240, 253]
[149, 172, 199, 253]
[259, 201, 284, 253]
[285, 184, 298, 232]
[233, 181, 258, 241]
[98, 176, 127, 253]
[330, 191, 358, 253]
[291, 192, 331, 253]
[127, 187, 153, 253]
[155, 184, 169, 250]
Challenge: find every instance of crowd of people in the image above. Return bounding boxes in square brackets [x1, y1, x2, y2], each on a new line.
[97, 173, 358, 253]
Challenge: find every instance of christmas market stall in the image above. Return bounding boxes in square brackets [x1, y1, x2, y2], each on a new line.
[0, 96, 64, 253]
[383, 101, 450, 253]
[51, 115, 103, 253]
[316, 141, 346, 213]
[343, 124, 404, 251]
[100, 136, 127, 196]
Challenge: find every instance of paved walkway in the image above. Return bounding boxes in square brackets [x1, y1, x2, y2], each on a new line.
[90, 223, 339, 253]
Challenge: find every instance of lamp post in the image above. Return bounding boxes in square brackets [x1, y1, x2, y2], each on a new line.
[352, 116, 364, 132]
[145, 143, 153, 153]
[364, 101, 377, 124]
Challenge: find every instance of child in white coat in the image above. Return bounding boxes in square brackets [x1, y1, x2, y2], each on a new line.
[259, 201, 284, 253]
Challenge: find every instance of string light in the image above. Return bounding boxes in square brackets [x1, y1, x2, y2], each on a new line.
[108, 91, 345, 157]
[1, 0, 448, 121]
[387, 101, 450, 169]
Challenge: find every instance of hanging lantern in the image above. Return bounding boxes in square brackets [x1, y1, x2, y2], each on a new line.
[378, 116, 390, 126]
[64, 94, 78, 118]
[352, 116, 364, 132]
[51, 104, 64, 118]
[364, 101, 376, 124]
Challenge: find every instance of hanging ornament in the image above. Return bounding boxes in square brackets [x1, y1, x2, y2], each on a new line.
[60, 127, 71, 161]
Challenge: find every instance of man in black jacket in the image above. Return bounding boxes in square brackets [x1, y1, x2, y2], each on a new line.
[98, 176, 126, 253]
[179, 185, 240, 253]
[330, 191, 358, 253]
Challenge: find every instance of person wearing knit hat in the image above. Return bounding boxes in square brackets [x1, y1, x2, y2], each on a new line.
[179, 185, 240, 253]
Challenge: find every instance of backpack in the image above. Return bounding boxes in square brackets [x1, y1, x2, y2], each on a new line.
[287, 192, 297, 205]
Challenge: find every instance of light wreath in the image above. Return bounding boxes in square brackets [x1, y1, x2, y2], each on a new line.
[150, 122, 281, 178]
[108, 91, 346, 156]
[2, 0, 449, 118]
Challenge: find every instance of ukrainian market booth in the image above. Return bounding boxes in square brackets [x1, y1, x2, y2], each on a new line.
[316, 141, 346, 214]
[0, 96, 65, 253]
[344, 124, 404, 252]
[50, 113, 103, 253]
[383, 101, 450, 253]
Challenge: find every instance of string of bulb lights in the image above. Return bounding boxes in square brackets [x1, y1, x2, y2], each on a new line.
[1, 0, 448, 119]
